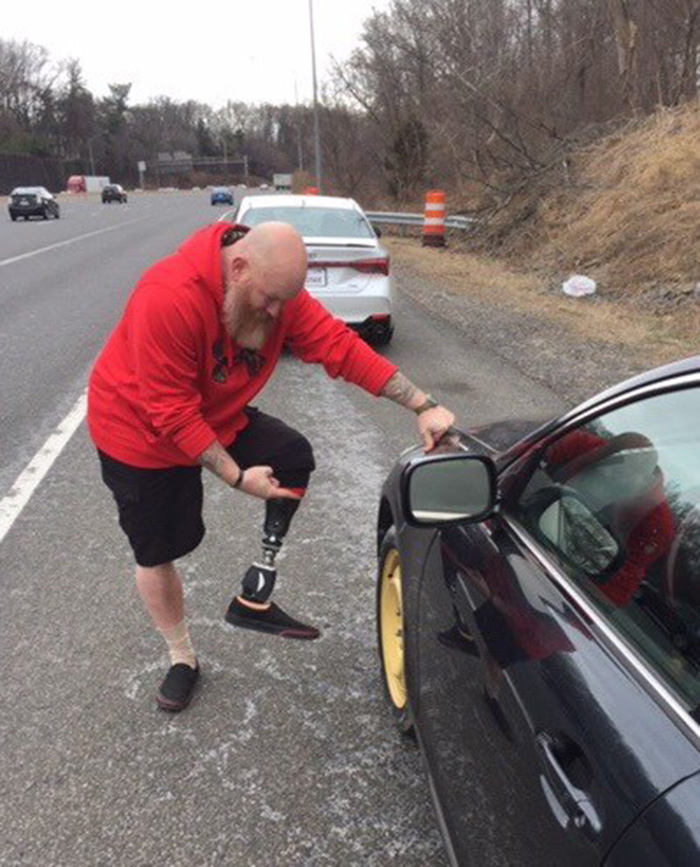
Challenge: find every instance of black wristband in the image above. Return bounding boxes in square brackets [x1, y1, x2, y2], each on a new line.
[233, 467, 245, 489]
[415, 395, 439, 415]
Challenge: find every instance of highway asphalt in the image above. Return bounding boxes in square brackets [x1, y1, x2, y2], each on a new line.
[0, 191, 565, 865]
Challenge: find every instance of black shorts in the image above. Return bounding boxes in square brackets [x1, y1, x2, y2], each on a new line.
[98, 409, 315, 568]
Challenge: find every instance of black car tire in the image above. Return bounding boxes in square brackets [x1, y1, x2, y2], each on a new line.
[42, 209, 49, 220]
[10, 214, 16, 222]
[374, 327, 394, 347]
[377, 526, 416, 737]
[55, 208, 60, 219]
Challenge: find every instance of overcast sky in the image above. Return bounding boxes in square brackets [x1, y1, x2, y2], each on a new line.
[4, 0, 389, 107]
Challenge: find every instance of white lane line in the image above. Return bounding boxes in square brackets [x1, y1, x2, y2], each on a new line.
[0, 391, 87, 544]
[0, 217, 147, 269]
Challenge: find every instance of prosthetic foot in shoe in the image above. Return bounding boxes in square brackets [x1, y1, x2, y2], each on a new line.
[225, 597, 320, 640]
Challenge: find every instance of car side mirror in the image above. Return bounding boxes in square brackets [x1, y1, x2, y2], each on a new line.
[403, 454, 498, 527]
[525, 486, 622, 579]
[372, 224, 382, 238]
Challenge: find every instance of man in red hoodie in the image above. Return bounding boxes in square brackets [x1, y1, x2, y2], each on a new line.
[88, 220, 455, 711]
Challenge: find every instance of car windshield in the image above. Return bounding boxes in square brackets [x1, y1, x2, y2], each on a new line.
[241, 206, 374, 239]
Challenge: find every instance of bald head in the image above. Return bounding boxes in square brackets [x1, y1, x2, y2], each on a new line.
[221, 221, 308, 349]
[230, 222, 307, 295]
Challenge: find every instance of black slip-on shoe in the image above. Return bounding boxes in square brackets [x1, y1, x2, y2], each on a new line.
[156, 662, 200, 712]
[225, 598, 321, 640]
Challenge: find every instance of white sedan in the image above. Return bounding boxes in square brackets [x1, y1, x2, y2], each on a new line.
[227, 194, 394, 345]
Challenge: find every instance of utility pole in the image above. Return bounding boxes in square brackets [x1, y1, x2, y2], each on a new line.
[309, 0, 322, 192]
[295, 78, 304, 172]
[88, 139, 96, 175]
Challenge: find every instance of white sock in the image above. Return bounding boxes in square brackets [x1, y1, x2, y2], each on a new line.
[159, 620, 197, 669]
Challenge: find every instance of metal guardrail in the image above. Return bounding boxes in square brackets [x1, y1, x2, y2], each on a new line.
[366, 211, 476, 231]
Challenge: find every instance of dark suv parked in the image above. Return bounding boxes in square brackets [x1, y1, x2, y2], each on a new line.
[102, 184, 128, 204]
[8, 187, 60, 221]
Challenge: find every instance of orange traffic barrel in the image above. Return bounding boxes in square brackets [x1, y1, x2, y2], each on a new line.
[422, 190, 446, 247]
[305, 186, 319, 195]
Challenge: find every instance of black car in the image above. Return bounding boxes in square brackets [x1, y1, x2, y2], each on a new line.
[377, 356, 700, 866]
[101, 184, 128, 204]
[8, 187, 60, 221]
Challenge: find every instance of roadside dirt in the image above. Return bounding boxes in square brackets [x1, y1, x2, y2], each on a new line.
[386, 236, 698, 371]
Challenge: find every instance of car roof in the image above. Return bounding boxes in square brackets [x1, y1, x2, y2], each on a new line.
[240, 194, 359, 211]
[497, 354, 700, 468]
[12, 186, 45, 193]
[567, 354, 700, 418]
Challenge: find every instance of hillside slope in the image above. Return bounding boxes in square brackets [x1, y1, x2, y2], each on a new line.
[475, 103, 700, 299]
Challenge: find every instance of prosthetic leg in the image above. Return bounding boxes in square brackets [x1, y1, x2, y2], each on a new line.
[225, 498, 320, 639]
[239, 498, 300, 603]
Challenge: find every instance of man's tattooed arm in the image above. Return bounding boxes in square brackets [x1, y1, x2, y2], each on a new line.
[198, 440, 243, 488]
[198, 441, 298, 500]
[381, 371, 456, 449]
[379, 372, 427, 411]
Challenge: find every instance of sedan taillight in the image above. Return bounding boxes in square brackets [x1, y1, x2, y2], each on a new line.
[309, 258, 390, 276]
[351, 258, 390, 275]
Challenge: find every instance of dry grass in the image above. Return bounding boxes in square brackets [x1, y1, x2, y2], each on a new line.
[424, 103, 700, 362]
[550, 106, 700, 286]
[479, 103, 700, 294]
[386, 236, 698, 365]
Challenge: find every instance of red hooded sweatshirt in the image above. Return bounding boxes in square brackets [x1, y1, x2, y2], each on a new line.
[87, 222, 398, 468]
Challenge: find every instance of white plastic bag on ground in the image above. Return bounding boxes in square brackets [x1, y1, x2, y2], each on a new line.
[562, 274, 597, 297]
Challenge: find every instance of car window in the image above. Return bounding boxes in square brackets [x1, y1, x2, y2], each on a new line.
[510, 385, 700, 707]
[240, 206, 374, 239]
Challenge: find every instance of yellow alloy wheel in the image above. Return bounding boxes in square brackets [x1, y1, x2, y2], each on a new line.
[380, 548, 407, 710]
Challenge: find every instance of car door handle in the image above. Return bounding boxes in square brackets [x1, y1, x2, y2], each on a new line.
[535, 732, 602, 839]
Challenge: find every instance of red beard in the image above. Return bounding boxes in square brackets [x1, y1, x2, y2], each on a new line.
[222, 288, 275, 350]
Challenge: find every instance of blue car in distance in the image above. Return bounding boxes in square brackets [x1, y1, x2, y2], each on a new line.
[210, 186, 233, 206]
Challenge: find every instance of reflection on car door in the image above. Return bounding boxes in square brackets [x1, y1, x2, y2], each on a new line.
[416, 512, 700, 866]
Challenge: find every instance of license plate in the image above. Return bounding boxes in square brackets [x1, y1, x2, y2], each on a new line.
[306, 268, 327, 288]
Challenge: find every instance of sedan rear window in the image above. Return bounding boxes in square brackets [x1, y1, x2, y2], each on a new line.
[240, 206, 375, 239]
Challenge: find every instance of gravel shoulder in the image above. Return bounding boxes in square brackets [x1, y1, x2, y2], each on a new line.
[387, 236, 696, 408]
